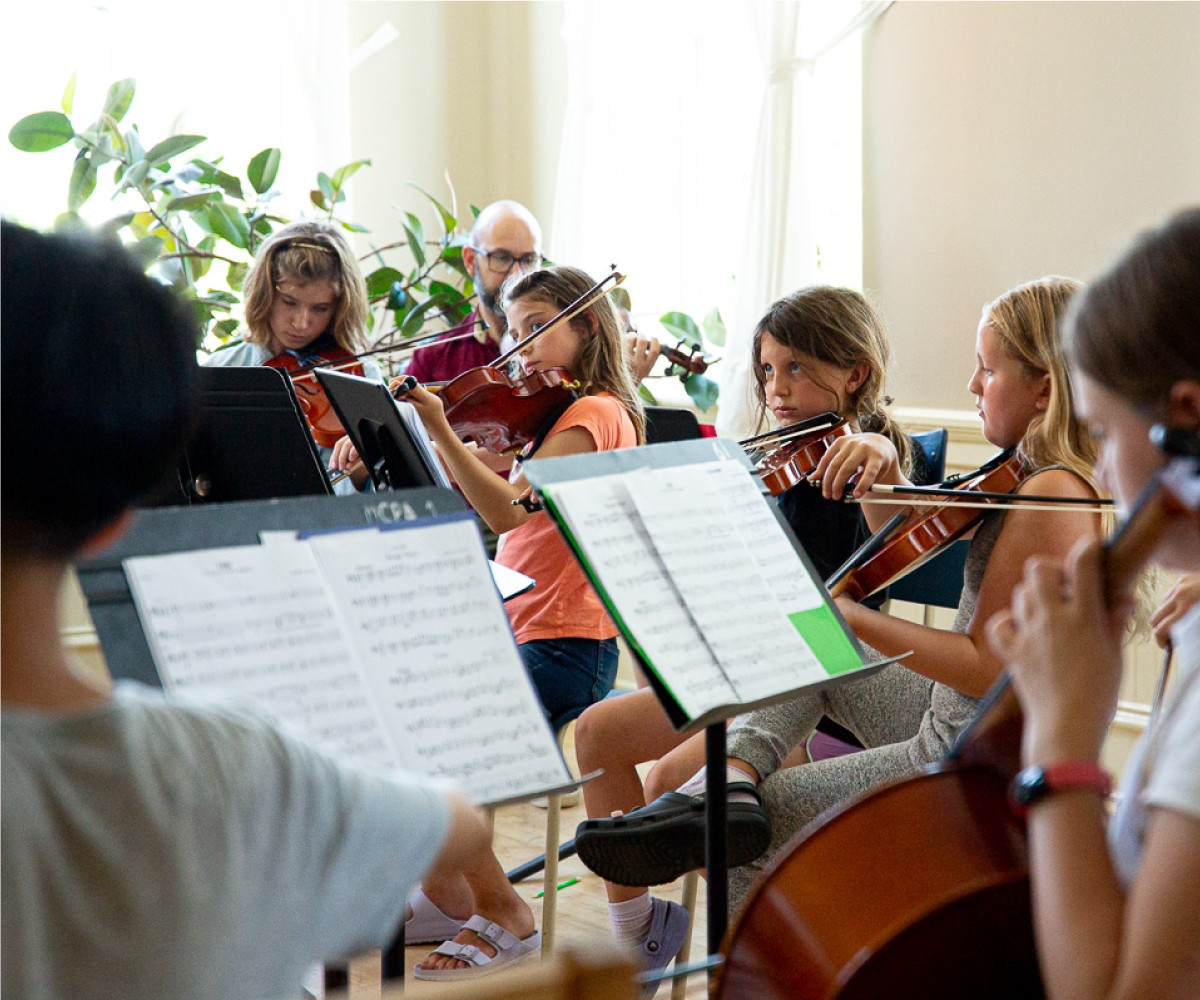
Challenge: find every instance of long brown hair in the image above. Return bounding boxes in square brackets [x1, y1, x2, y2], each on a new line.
[502, 266, 646, 444]
[751, 286, 911, 474]
[241, 220, 370, 354]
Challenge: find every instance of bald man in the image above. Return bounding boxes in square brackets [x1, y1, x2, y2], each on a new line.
[404, 200, 543, 383]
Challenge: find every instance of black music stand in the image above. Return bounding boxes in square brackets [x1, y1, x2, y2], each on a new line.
[315, 368, 446, 491]
[146, 365, 332, 506]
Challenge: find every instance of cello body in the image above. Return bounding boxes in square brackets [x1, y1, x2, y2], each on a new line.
[715, 685, 1044, 999]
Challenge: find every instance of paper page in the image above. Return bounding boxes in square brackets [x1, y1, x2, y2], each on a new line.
[306, 518, 568, 802]
[621, 462, 823, 701]
[489, 560, 535, 602]
[124, 542, 397, 772]
[393, 397, 453, 489]
[543, 474, 737, 719]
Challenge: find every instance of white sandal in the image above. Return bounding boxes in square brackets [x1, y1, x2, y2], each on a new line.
[412, 914, 541, 981]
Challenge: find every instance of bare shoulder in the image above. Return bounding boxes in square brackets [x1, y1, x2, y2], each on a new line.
[1018, 467, 1097, 501]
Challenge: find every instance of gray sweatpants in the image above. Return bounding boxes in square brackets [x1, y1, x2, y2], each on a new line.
[725, 662, 979, 905]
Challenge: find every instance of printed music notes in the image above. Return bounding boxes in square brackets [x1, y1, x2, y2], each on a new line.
[123, 514, 568, 805]
[527, 452, 880, 728]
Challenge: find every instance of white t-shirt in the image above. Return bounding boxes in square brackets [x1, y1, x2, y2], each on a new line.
[1, 682, 450, 1000]
[1108, 603, 1200, 885]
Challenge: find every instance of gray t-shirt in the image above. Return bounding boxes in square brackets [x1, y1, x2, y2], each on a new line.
[1, 682, 450, 1000]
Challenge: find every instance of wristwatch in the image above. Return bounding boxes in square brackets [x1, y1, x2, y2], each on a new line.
[1009, 762, 1112, 818]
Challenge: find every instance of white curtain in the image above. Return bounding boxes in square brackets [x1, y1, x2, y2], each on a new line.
[550, 1, 762, 329]
[717, 0, 892, 439]
[550, 0, 889, 434]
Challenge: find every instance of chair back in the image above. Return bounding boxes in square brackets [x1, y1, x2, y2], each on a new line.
[910, 427, 949, 485]
[645, 406, 703, 444]
[885, 539, 969, 609]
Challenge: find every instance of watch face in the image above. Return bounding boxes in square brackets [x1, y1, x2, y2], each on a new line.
[1014, 766, 1048, 805]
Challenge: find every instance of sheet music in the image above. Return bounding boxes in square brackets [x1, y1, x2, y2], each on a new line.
[307, 519, 566, 801]
[624, 461, 833, 699]
[544, 473, 737, 719]
[541, 457, 868, 719]
[124, 519, 569, 804]
[124, 542, 397, 772]
[393, 397, 453, 489]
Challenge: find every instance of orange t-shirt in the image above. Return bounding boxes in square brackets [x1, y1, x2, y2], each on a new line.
[497, 393, 637, 643]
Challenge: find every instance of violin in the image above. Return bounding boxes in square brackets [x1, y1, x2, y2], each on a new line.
[265, 345, 364, 448]
[390, 366, 580, 454]
[826, 450, 1027, 603]
[743, 412, 852, 497]
[393, 268, 624, 454]
[658, 341, 710, 376]
[713, 438, 1199, 1000]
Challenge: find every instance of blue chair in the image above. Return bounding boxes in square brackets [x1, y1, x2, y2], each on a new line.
[910, 427, 949, 486]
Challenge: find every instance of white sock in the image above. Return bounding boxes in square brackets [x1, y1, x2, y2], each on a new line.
[677, 764, 757, 803]
[609, 893, 654, 943]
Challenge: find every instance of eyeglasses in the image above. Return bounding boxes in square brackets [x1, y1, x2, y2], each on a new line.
[470, 246, 544, 275]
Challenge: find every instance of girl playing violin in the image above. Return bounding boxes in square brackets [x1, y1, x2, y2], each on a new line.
[987, 208, 1200, 999]
[396, 265, 644, 980]
[205, 220, 378, 493]
[599, 275, 1103, 908]
[570, 286, 913, 984]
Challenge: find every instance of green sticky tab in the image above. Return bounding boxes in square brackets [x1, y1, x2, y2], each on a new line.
[787, 606, 863, 676]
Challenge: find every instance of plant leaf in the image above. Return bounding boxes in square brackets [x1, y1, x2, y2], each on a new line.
[128, 234, 165, 269]
[115, 158, 151, 194]
[659, 310, 703, 348]
[204, 202, 251, 250]
[226, 261, 249, 292]
[144, 134, 205, 166]
[101, 79, 136, 124]
[403, 211, 426, 268]
[365, 266, 405, 300]
[610, 287, 632, 312]
[9, 111, 74, 152]
[247, 147, 281, 194]
[683, 373, 719, 413]
[61, 74, 77, 115]
[317, 172, 335, 201]
[701, 307, 726, 347]
[330, 158, 370, 190]
[163, 188, 220, 212]
[67, 154, 97, 211]
[638, 383, 658, 405]
[407, 180, 456, 234]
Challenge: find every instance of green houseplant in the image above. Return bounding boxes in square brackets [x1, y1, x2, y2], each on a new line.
[9, 76, 722, 410]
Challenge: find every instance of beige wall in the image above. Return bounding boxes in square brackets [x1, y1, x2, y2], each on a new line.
[347, 1, 565, 250]
[864, 1, 1200, 411]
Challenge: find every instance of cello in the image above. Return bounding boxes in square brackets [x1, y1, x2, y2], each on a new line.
[713, 454, 1192, 1000]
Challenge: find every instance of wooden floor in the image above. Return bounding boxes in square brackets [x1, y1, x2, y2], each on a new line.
[341, 732, 710, 998]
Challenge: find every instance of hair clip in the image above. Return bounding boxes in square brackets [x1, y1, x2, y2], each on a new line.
[280, 239, 332, 253]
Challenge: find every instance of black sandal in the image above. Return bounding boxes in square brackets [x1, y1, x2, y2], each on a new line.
[574, 782, 771, 886]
